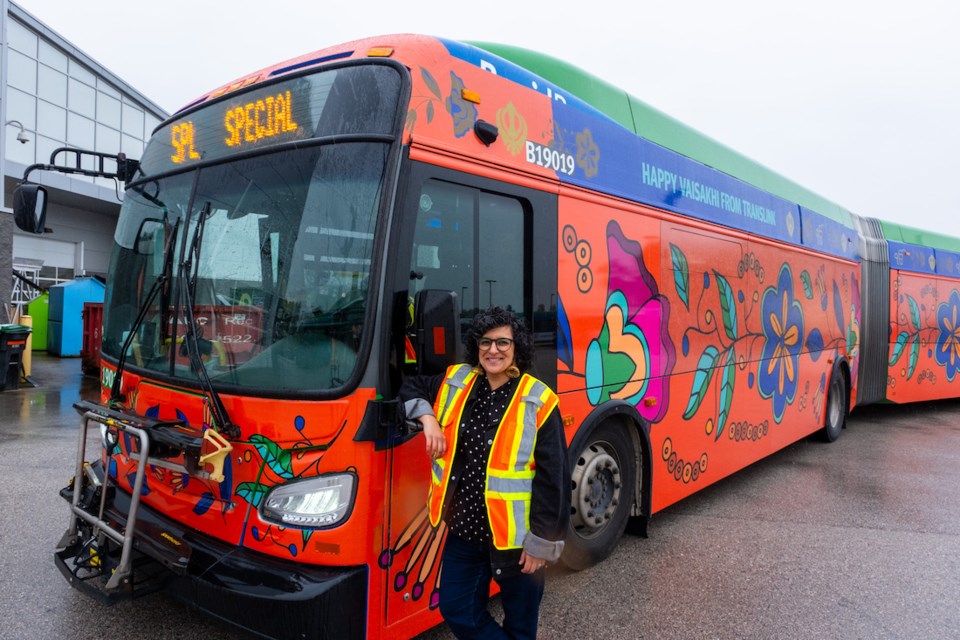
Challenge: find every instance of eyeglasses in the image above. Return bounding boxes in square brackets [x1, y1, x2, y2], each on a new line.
[478, 337, 514, 351]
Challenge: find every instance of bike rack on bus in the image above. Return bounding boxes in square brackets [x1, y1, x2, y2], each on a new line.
[56, 401, 233, 596]
[57, 410, 151, 593]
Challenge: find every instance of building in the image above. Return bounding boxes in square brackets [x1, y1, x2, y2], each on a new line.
[1, 0, 168, 322]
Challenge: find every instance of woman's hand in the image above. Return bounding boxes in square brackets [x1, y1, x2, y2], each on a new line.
[421, 415, 446, 459]
[519, 550, 548, 574]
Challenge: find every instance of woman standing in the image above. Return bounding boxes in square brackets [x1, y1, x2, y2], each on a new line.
[401, 307, 570, 640]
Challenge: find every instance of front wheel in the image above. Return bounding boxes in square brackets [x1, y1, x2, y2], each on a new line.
[561, 422, 636, 570]
[819, 367, 848, 442]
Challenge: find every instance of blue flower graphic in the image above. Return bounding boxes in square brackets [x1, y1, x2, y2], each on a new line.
[935, 289, 960, 381]
[758, 265, 805, 422]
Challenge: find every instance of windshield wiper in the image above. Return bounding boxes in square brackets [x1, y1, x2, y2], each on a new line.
[179, 202, 240, 439]
[110, 215, 178, 404]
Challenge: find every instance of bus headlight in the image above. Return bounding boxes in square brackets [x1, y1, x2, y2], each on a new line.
[260, 473, 357, 529]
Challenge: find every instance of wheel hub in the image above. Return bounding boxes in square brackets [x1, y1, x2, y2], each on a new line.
[571, 445, 622, 532]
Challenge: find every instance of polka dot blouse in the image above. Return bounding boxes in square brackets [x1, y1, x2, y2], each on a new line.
[447, 377, 518, 543]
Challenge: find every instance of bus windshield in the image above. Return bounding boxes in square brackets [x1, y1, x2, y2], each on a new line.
[101, 64, 402, 394]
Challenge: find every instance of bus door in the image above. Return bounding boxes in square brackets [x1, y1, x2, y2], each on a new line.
[382, 166, 557, 629]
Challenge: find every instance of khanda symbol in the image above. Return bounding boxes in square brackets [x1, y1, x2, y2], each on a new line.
[496, 102, 528, 157]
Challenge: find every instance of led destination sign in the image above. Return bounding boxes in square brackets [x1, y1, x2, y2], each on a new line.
[223, 91, 299, 149]
[137, 65, 402, 178]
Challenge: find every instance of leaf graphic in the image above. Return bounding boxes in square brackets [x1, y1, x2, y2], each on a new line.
[683, 346, 719, 419]
[404, 109, 417, 133]
[714, 271, 738, 339]
[800, 270, 814, 299]
[236, 481, 269, 508]
[426, 101, 435, 124]
[670, 244, 690, 310]
[421, 67, 442, 100]
[907, 296, 920, 331]
[557, 296, 574, 370]
[716, 350, 736, 441]
[193, 492, 215, 516]
[907, 334, 920, 380]
[806, 327, 824, 362]
[218, 455, 233, 501]
[832, 281, 844, 333]
[250, 434, 294, 479]
[889, 331, 910, 365]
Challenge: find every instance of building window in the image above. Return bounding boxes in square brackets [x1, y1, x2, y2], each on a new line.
[38, 65, 68, 104]
[121, 102, 145, 138]
[68, 113, 95, 149]
[38, 39, 68, 72]
[7, 49, 37, 94]
[37, 100, 67, 141]
[68, 78, 97, 118]
[7, 19, 37, 57]
[68, 58, 96, 86]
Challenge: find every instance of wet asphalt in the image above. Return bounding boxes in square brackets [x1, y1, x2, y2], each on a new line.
[1, 354, 958, 640]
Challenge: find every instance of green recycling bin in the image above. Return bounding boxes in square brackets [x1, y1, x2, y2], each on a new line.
[0, 325, 32, 391]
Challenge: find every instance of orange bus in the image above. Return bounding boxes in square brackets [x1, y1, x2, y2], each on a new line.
[14, 33, 960, 640]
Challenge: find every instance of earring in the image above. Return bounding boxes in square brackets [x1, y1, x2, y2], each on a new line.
[506, 364, 520, 379]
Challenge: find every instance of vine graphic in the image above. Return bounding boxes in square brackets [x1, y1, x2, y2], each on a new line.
[672, 244, 858, 435]
[890, 292, 925, 381]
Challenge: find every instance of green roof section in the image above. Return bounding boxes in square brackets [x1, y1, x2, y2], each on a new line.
[879, 220, 960, 253]
[468, 41, 854, 227]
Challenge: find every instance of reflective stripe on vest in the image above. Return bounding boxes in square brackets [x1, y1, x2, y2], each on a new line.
[426, 364, 478, 527]
[485, 375, 559, 549]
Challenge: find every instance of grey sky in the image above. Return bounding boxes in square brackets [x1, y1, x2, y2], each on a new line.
[16, 0, 960, 236]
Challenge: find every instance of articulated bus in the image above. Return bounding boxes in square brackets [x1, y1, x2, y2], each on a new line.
[17, 34, 960, 639]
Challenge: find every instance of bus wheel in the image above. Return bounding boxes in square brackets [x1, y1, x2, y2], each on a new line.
[562, 422, 636, 570]
[819, 366, 848, 442]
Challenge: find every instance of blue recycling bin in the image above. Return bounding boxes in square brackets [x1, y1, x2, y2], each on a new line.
[48, 278, 105, 357]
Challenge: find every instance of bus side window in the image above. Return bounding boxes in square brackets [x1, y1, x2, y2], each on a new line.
[408, 179, 526, 363]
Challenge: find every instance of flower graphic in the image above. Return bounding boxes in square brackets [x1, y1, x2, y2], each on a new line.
[575, 129, 599, 178]
[444, 72, 477, 138]
[758, 264, 805, 422]
[584, 221, 675, 423]
[935, 289, 960, 381]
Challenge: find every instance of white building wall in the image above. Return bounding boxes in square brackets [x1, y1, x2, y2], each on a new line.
[2, 1, 168, 318]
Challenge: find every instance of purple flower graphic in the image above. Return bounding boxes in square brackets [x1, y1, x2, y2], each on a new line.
[758, 264, 805, 422]
[585, 221, 675, 423]
[935, 289, 960, 381]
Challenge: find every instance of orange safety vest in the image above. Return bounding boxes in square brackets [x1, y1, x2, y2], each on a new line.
[427, 364, 560, 550]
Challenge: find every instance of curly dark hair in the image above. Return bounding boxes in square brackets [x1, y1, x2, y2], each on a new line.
[464, 307, 534, 373]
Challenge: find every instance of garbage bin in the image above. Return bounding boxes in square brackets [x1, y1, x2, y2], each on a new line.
[0, 324, 32, 391]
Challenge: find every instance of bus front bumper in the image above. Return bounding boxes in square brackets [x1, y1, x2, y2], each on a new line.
[56, 473, 368, 640]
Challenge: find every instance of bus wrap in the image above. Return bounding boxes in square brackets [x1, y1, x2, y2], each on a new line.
[11, 33, 960, 640]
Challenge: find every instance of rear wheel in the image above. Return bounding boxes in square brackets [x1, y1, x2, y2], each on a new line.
[562, 422, 636, 570]
[819, 367, 848, 442]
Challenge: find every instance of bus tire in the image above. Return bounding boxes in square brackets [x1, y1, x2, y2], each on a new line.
[562, 420, 636, 570]
[819, 364, 848, 442]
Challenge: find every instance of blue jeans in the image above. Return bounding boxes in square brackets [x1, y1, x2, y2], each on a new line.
[439, 534, 546, 640]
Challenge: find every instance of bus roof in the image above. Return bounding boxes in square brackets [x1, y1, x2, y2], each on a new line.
[880, 219, 960, 254]
[468, 41, 857, 228]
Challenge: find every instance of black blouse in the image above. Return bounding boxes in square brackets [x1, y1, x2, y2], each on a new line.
[447, 377, 517, 543]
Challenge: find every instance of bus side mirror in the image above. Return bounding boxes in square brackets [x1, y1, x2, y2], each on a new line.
[13, 184, 48, 234]
[414, 289, 460, 375]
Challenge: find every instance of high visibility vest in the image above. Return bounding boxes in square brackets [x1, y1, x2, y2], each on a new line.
[427, 364, 560, 550]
